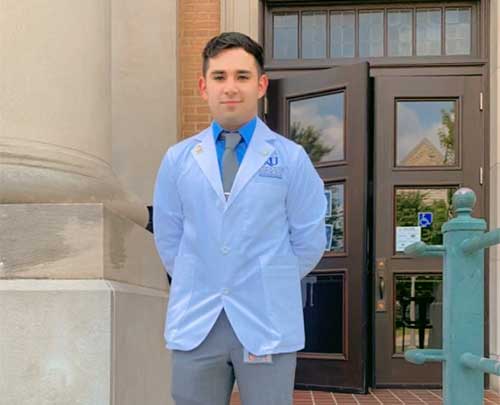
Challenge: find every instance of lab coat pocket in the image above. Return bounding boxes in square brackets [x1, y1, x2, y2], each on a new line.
[260, 255, 303, 338]
[167, 255, 195, 330]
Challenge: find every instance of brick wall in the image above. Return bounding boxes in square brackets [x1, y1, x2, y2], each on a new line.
[178, 0, 220, 139]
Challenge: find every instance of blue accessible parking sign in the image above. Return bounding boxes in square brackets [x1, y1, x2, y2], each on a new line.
[418, 212, 433, 228]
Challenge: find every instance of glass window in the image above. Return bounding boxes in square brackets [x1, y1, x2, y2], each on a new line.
[395, 274, 442, 354]
[301, 273, 344, 354]
[416, 9, 442, 56]
[273, 13, 298, 59]
[325, 183, 345, 253]
[388, 10, 413, 56]
[289, 91, 345, 163]
[446, 8, 471, 55]
[330, 11, 355, 58]
[395, 187, 456, 252]
[396, 100, 457, 166]
[359, 11, 384, 57]
[302, 12, 327, 59]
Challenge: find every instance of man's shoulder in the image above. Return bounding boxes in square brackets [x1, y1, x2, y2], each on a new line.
[164, 127, 209, 160]
[256, 120, 304, 159]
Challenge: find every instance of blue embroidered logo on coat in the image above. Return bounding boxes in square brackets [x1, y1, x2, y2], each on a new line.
[265, 156, 279, 167]
[259, 154, 283, 178]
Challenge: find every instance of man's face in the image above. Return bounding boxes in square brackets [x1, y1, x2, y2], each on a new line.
[199, 48, 268, 130]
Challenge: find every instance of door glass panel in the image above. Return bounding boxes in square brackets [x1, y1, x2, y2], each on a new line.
[396, 100, 457, 166]
[301, 273, 344, 354]
[289, 92, 345, 163]
[302, 12, 327, 59]
[394, 274, 443, 354]
[325, 183, 345, 253]
[273, 13, 298, 59]
[359, 11, 384, 57]
[416, 9, 442, 56]
[331, 11, 355, 58]
[445, 8, 471, 55]
[388, 10, 413, 56]
[395, 187, 456, 253]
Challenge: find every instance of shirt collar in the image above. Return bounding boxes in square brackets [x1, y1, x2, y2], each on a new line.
[212, 117, 257, 145]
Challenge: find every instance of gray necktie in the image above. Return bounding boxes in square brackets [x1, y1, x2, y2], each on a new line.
[221, 131, 241, 198]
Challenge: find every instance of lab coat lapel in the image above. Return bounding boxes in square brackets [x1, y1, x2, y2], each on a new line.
[191, 129, 226, 204]
[227, 119, 275, 208]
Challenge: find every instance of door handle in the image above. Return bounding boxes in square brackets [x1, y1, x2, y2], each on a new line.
[376, 258, 387, 312]
[379, 276, 385, 300]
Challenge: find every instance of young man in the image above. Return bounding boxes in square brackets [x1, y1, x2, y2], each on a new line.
[153, 32, 326, 405]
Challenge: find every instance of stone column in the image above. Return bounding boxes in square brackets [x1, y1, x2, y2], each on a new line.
[0, 1, 173, 403]
[490, 0, 500, 393]
[220, 0, 260, 40]
[0, 0, 147, 227]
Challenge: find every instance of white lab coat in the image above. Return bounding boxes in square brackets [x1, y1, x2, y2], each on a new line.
[153, 118, 326, 355]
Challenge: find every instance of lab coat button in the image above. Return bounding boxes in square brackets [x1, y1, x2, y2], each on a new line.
[221, 246, 230, 255]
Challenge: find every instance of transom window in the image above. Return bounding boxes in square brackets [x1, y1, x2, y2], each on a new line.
[268, 3, 474, 60]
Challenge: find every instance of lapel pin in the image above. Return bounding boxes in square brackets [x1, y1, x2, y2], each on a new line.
[195, 144, 203, 154]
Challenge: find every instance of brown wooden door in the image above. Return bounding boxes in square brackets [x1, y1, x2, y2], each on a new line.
[373, 75, 484, 386]
[266, 63, 369, 392]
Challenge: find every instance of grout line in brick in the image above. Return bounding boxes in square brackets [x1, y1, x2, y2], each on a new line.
[408, 389, 427, 404]
[388, 389, 405, 404]
[310, 390, 317, 405]
[352, 393, 361, 405]
[368, 388, 384, 405]
[426, 390, 442, 400]
[330, 392, 339, 405]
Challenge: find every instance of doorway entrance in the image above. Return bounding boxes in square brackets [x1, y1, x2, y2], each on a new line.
[265, 64, 485, 391]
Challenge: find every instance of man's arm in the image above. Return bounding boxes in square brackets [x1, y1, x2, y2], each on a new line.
[153, 150, 183, 276]
[286, 146, 327, 278]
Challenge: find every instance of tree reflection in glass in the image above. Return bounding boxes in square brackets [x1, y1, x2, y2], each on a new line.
[397, 100, 457, 166]
[289, 92, 345, 163]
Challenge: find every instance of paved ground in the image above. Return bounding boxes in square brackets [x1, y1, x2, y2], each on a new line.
[230, 389, 500, 404]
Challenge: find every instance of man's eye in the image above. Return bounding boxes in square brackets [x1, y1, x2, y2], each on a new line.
[213, 76, 224, 81]
[238, 76, 249, 80]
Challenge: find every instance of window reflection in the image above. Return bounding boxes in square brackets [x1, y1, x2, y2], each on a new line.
[301, 273, 344, 354]
[397, 100, 457, 166]
[273, 13, 298, 59]
[359, 11, 384, 57]
[417, 9, 442, 56]
[446, 8, 471, 55]
[331, 12, 355, 57]
[395, 187, 456, 252]
[302, 12, 327, 59]
[395, 274, 442, 354]
[388, 10, 413, 56]
[289, 92, 345, 163]
[325, 183, 345, 253]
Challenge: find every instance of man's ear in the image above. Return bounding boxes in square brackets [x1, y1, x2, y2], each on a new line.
[198, 76, 208, 101]
[257, 74, 269, 99]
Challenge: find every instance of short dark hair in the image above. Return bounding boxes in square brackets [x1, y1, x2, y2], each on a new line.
[202, 32, 265, 76]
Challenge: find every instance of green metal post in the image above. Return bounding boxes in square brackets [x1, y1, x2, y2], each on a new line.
[404, 188, 500, 405]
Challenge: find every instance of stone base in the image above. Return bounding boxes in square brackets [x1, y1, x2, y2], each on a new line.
[0, 204, 172, 404]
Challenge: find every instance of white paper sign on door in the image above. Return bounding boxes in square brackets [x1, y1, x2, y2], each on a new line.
[396, 226, 421, 252]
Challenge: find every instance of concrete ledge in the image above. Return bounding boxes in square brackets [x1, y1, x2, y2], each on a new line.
[0, 203, 167, 291]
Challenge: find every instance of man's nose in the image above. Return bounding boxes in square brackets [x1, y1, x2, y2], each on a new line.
[223, 78, 238, 95]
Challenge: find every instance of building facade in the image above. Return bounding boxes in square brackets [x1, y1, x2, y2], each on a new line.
[1, 0, 499, 401]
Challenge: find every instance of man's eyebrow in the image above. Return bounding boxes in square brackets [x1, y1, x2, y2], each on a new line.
[209, 69, 253, 75]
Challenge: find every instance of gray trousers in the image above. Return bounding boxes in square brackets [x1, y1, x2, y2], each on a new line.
[171, 311, 297, 405]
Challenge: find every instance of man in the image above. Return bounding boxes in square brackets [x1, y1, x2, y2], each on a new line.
[153, 32, 326, 405]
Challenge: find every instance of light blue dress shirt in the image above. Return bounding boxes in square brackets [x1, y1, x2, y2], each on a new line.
[212, 117, 257, 176]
